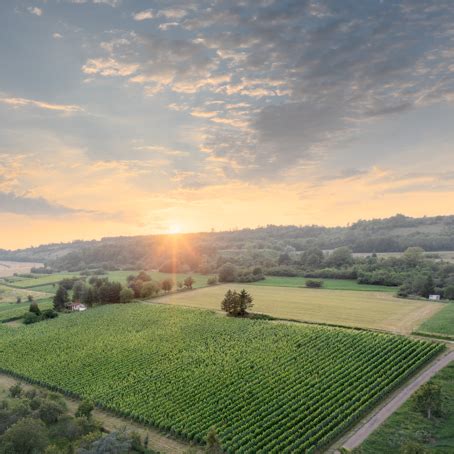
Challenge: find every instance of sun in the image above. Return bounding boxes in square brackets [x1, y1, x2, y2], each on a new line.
[168, 224, 182, 234]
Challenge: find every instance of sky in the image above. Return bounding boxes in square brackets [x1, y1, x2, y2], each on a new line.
[0, 0, 453, 249]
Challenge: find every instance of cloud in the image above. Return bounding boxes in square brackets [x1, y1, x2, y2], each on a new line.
[0, 95, 84, 114]
[0, 192, 85, 216]
[133, 9, 154, 21]
[27, 6, 42, 16]
[52, 33, 63, 39]
[82, 58, 138, 77]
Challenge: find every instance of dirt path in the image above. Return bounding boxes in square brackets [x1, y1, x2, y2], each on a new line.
[0, 373, 198, 454]
[335, 350, 454, 452]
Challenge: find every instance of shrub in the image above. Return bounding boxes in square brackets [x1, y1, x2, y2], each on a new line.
[305, 279, 323, 288]
[23, 312, 40, 325]
[207, 277, 218, 286]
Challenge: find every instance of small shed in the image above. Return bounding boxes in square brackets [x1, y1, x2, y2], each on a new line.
[68, 302, 87, 312]
[428, 294, 441, 301]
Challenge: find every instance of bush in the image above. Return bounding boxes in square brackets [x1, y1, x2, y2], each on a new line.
[305, 279, 323, 288]
[207, 277, 218, 286]
[119, 287, 134, 304]
[42, 309, 58, 319]
[23, 312, 40, 325]
[9, 383, 23, 398]
[218, 263, 237, 282]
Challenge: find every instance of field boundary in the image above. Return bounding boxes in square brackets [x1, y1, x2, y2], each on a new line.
[332, 349, 454, 453]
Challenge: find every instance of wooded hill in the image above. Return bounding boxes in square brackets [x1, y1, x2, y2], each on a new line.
[1, 214, 453, 272]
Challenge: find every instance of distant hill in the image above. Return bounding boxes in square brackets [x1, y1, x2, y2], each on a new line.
[1, 214, 453, 271]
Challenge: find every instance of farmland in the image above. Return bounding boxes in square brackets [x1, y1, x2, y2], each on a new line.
[0, 304, 443, 453]
[253, 276, 396, 292]
[154, 284, 443, 333]
[0, 298, 53, 322]
[0, 283, 52, 303]
[415, 303, 454, 339]
[0, 260, 43, 277]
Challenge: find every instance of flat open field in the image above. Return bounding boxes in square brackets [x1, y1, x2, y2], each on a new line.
[0, 304, 443, 453]
[0, 298, 53, 322]
[415, 303, 454, 339]
[257, 276, 396, 292]
[6, 272, 79, 288]
[0, 260, 43, 277]
[360, 361, 454, 453]
[0, 283, 52, 303]
[154, 284, 443, 334]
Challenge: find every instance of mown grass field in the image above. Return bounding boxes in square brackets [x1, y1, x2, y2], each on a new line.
[154, 284, 443, 334]
[415, 303, 454, 339]
[360, 362, 454, 453]
[256, 276, 396, 292]
[0, 284, 52, 303]
[7, 273, 79, 288]
[0, 304, 443, 453]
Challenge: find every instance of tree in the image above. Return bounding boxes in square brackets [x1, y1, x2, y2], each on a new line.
[444, 285, 454, 300]
[207, 277, 218, 286]
[119, 287, 134, 304]
[326, 247, 353, 267]
[218, 263, 237, 283]
[8, 383, 22, 398]
[27, 294, 33, 302]
[53, 285, 69, 312]
[301, 247, 324, 268]
[161, 279, 173, 293]
[403, 247, 425, 266]
[76, 400, 95, 419]
[29, 301, 41, 316]
[421, 275, 435, 298]
[38, 399, 66, 424]
[221, 289, 253, 317]
[81, 286, 97, 307]
[0, 417, 49, 453]
[16, 296, 21, 304]
[140, 281, 160, 298]
[184, 276, 195, 289]
[414, 382, 442, 419]
[206, 426, 222, 454]
[72, 280, 88, 302]
[78, 430, 132, 454]
[23, 312, 40, 324]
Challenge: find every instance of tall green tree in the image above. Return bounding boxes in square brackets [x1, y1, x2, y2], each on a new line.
[414, 382, 442, 419]
[53, 285, 69, 312]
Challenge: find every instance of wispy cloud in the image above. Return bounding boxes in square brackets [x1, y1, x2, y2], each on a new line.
[0, 95, 84, 114]
[27, 6, 42, 16]
[133, 10, 154, 21]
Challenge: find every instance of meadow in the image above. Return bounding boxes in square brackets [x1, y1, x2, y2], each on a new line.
[0, 284, 51, 303]
[360, 362, 454, 453]
[0, 304, 443, 453]
[6, 273, 78, 288]
[254, 276, 396, 292]
[155, 284, 443, 333]
[0, 298, 53, 322]
[415, 303, 454, 339]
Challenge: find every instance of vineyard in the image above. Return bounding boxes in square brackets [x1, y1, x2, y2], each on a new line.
[0, 304, 443, 453]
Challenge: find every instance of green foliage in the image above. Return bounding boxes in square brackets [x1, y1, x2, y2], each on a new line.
[206, 427, 222, 454]
[183, 276, 195, 289]
[76, 400, 95, 419]
[221, 289, 253, 316]
[444, 285, 454, 300]
[0, 305, 443, 453]
[0, 417, 49, 453]
[218, 263, 237, 282]
[8, 383, 22, 399]
[414, 382, 442, 419]
[29, 301, 41, 315]
[207, 276, 218, 286]
[399, 440, 429, 454]
[53, 285, 69, 312]
[38, 399, 66, 424]
[160, 278, 173, 292]
[23, 312, 40, 325]
[305, 279, 324, 288]
[119, 288, 134, 304]
[140, 282, 160, 298]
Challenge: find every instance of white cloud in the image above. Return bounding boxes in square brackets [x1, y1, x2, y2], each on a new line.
[82, 58, 138, 77]
[52, 33, 63, 39]
[27, 6, 42, 16]
[0, 94, 83, 114]
[133, 9, 154, 21]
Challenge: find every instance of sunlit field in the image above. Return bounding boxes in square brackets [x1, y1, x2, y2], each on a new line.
[152, 284, 443, 334]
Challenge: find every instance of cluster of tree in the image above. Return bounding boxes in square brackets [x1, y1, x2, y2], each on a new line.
[30, 267, 54, 274]
[23, 302, 58, 325]
[221, 289, 254, 317]
[53, 277, 134, 312]
[0, 383, 155, 454]
[218, 263, 264, 283]
[126, 272, 196, 299]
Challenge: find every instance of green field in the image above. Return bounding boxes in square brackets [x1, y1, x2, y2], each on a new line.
[0, 298, 53, 322]
[415, 303, 454, 339]
[256, 276, 397, 292]
[0, 304, 443, 453]
[361, 362, 454, 453]
[154, 284, 443, 334]
[8, 273, 79, 288]
[0, 284, 52, 303]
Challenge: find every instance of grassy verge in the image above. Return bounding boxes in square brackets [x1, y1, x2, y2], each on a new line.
[416, 303, 454, 339]
[360, 362, 454, 453]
